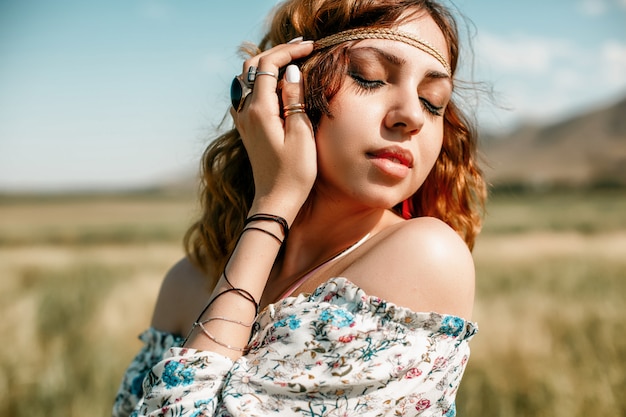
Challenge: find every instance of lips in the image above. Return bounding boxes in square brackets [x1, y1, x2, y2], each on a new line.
[367, 147, 414, 168]
[366, 147, 414, 179]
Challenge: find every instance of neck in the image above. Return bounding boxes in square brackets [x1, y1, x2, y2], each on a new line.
[274, 189, 402, 285]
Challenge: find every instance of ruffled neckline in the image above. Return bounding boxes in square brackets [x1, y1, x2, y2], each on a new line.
[261, 276, 478, 341]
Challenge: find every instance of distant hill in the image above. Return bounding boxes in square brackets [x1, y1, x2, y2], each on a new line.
[481, 96, 626, 189]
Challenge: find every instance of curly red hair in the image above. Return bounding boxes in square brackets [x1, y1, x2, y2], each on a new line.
[184, 0, 486, 280]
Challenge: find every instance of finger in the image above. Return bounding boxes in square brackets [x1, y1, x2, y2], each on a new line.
[235, 40, 313, 114]
[281, 65, 304, 109]
[248, 41, 313, 107]
[281, 65, 312, 137]
[239, 36, 306, 74]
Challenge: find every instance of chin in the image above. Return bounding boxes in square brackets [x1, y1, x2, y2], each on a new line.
[360, 194, 407, 211]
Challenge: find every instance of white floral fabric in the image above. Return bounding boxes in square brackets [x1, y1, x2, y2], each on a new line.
[132, 277, 477, 417]
[113, 328, 184, 417]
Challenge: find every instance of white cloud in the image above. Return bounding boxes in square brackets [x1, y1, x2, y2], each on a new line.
[601, 40, 626, 88]
[475, 32, 574, 75]
[552, 68, 584, 90]
[473, 31, 626, 129]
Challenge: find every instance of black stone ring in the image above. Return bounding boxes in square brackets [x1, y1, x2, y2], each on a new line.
[230, 76, 252, 112]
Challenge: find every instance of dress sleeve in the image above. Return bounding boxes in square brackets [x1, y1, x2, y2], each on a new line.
[112, 328, 184, 417]
[215, 278, 478, 416]
[130, 347, 234, 417]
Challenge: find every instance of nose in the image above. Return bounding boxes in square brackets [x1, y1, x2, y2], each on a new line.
[384, 88, 424, 136]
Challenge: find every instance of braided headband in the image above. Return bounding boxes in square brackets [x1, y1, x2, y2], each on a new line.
[314, 28, 451, 76]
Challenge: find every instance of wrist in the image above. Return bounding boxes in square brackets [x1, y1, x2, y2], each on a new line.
[249, 196, 304, 226]
[244, 213, 288, 242]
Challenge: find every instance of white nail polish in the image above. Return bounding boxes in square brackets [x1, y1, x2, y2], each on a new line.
[287, 36, 303, 44]
[285, 65, 300, 83]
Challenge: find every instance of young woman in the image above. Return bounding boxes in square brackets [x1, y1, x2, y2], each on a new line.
[113, 0, 486, 416]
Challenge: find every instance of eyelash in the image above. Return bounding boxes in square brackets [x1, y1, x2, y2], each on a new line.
[420, 99, 444, 117]
[349, 72, 384, 90]
[348, 72, 444, 117]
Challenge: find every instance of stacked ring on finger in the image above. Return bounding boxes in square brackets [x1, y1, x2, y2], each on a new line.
[283, 103, 306, 118]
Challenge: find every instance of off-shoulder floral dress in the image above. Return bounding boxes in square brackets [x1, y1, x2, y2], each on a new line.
[129, 277, 477, 417]
[113, 328, 184, 417]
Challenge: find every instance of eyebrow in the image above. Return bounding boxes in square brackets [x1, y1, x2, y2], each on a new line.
[349, 46, 406, 66]
[349, 46, 451, 82]
[424, 69, 452, 81]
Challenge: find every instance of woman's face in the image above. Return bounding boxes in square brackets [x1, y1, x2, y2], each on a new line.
[314, 12, 452, 211]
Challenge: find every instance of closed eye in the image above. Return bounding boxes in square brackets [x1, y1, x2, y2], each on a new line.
[420, 98, 444, 117]
[349, 70, 444, 116]
[348, 72, 385, 91]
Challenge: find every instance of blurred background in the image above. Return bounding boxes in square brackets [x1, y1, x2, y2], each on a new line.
[1, 0, 624, 416]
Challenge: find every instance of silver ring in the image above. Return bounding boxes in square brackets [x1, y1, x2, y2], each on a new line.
[255, 71, 277, 80]
[247, 66, 257, 84]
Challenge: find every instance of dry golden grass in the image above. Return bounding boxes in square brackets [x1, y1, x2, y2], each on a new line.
[0, 193, 198, 245]
[462, 231, 626, 416]
[0, 243, 182, 416]
[1, 190, 624, 416]
[0, 194, 191, 416]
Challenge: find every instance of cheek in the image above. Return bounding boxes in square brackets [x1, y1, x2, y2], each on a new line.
[314, 114, 369, 189]
[416, 126, 445, 179]
[314, 106, 362, 161]
[428, 133, 444, 163]
[415, 128, 443, 190]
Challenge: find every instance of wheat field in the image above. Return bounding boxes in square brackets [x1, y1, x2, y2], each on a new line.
[0, 190, 624, 416]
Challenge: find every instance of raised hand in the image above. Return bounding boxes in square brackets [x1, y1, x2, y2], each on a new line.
[231, 39, 316, 225]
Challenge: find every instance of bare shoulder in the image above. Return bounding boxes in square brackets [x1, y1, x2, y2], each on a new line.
[344, 217, 475, 320]
[150, 257, 214, 336]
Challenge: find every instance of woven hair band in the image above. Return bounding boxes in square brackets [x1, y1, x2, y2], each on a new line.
[314, 28, 451, 76]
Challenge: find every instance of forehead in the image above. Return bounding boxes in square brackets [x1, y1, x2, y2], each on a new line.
[395, 12, 450, 63]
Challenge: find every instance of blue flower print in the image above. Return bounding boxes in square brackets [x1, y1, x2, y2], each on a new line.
[274, 314, 301, 330]
[320, 308, 355, 328]
[161, 361, 195, 389]
[440, 316, 464, 337]
[444, 402, 457, 416]
[190, 399, 214, 417]
[130, 373, 145, 396]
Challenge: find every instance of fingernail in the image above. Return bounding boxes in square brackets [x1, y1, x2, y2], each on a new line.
[287, 36, 303, 44]
[285, 65, 300, 83]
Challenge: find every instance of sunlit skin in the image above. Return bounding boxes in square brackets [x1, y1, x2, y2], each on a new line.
[265, 13, 458, 306]
[152, 10, 475, 360]
[314, 23, 452, 214]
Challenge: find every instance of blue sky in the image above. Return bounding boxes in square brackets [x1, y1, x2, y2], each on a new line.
[1, 0, 625, 191]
